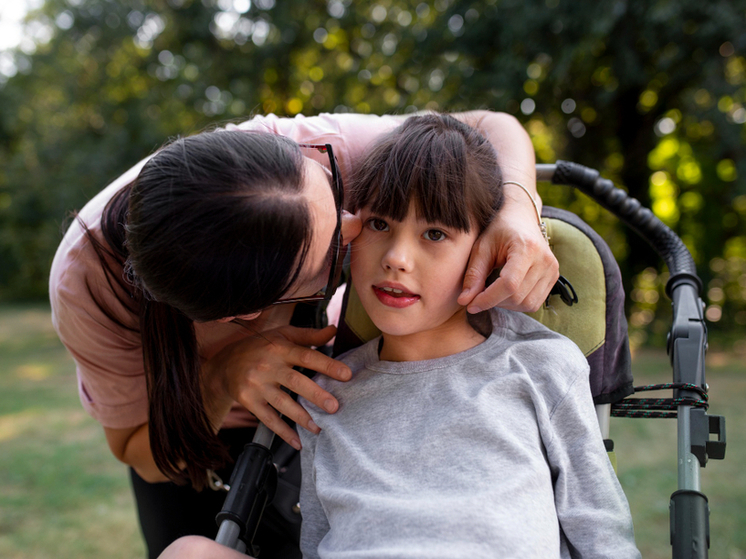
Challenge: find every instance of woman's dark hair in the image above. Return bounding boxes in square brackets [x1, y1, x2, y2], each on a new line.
[88, 130, 312, 488]
[347, 113, 503, 233]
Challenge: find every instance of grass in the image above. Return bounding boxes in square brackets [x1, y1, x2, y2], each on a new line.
[0, 304, 145, 559]
[615, 347, 746, 559]
[0, 304, 743, 558]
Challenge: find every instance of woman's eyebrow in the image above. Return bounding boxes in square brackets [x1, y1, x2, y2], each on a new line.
[321, 163, 334, 188]
[311, 157, 334, 188]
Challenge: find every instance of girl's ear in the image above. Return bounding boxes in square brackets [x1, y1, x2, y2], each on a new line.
[216, 311, 262, 323]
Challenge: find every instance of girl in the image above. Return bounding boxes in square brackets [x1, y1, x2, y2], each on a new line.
[298, 114, 640, 558]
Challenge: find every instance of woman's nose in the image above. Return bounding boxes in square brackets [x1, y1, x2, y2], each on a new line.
[340, 210, 362, 246]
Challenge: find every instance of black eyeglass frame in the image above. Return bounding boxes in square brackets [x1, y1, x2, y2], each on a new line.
[269, 143, 345, 306]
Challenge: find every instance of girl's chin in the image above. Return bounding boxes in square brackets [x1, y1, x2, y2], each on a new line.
[370, 317, 425, 339]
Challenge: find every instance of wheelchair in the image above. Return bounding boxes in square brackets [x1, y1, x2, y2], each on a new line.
[212, 161, 727, 559]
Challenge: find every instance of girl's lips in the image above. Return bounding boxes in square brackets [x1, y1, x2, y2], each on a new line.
[372, 285, 420, 308]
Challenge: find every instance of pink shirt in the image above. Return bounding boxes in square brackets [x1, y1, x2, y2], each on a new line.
[49, 113, 401, 430]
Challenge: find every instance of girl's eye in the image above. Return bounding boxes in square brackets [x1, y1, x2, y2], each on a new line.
[424, 229, 446, 242]
[368, 218, 389, 232]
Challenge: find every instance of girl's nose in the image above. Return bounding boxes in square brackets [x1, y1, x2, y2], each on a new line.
[340, 210, 362, 246]
[381, 239, 413, 273]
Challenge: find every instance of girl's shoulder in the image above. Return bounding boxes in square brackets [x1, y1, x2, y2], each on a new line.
[331, 337, 381, 377]
[487, 308, 590, 384]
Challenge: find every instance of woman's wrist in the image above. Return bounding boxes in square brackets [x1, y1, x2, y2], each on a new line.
[502, 180, 542, 218]
[502, 181, 548, 244]
[199, 355, 234, 433]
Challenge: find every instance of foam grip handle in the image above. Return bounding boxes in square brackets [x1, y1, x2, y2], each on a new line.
[552, 161, 702, 296]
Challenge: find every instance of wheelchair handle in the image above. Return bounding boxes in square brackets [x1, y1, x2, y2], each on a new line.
[537, 161, 702, 297]
[539, 161, 720, 558]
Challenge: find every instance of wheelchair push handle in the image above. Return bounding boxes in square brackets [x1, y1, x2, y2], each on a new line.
[537, 161, 702, 297]
[539, 161, 725, 559]
[215, 424, 277, 555]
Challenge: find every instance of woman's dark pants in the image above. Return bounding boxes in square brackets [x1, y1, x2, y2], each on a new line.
[129, 428, 301, 559]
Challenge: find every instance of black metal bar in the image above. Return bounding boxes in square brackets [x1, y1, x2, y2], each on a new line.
[550, 161, 702, 293]
[215, 443, 277, 555]
[670, 490, 710, 559]
[540, 161, 727, 559]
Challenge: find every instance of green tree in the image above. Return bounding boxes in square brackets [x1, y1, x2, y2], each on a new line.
[394, 0, 746, 342]
[1, 0, 745, 345]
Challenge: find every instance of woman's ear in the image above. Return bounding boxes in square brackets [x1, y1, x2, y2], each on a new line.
[217, 311, 262, 323]
[239, 311, 263, 321]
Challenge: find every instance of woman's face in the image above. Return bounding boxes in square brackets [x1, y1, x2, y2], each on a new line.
[226, 156, 360, 323]
[283, 157, 362, 300]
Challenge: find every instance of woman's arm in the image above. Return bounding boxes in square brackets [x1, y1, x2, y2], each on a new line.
[453, 110, 559, 313]
[104, 423, 168, 482]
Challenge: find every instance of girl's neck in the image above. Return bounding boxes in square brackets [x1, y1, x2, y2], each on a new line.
[378, 309, 486, 362]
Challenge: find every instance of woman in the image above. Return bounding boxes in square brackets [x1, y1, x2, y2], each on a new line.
[49, 111, 558, 558]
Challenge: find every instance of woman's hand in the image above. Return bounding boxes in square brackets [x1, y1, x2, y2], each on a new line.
[203, 325, 350, 450]
[457, 184, 559, 313]
[450, 110, 558, 313]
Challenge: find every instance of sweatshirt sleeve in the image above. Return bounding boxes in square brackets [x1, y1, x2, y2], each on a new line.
[544, 368, 641, 559]
[298, 424, 329, 559]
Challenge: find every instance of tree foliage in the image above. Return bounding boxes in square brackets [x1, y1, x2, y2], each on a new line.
[0, 0, 744, 344]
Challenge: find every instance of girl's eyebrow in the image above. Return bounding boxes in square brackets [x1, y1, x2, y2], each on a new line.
[415, 216, 453, 229]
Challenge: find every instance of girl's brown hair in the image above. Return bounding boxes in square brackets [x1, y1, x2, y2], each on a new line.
[347, 113, 503, 233]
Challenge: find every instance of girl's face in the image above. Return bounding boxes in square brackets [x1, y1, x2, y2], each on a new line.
[350, 204, 479, 341]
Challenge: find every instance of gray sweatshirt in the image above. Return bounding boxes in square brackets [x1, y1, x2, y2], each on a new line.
[299, 309, 640, 558]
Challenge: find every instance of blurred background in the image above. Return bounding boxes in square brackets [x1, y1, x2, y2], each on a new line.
[0, 1, 744, 558]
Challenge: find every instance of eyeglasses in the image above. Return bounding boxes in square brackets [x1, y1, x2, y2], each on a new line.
[270, 143, 346, 306]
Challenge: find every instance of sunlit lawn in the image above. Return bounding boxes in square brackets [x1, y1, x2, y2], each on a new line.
[615, 348, 746, 559]
[0, 304, 743, 558]
[0, 304, 144, 559]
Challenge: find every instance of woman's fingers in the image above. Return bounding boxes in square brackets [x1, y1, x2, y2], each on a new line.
[243, 362, 340, 449]
[459, 203, 558, 313]
[280, 325, 352, 382]
[457, 235, 492, 308]
[248, 400, 304, 450]
[220, 324, 354, 448]
[264, 381, 325, 430]
[277, 366, 341, 412]
[245, 368, 337, 449]
[468, 244, 558, 312]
